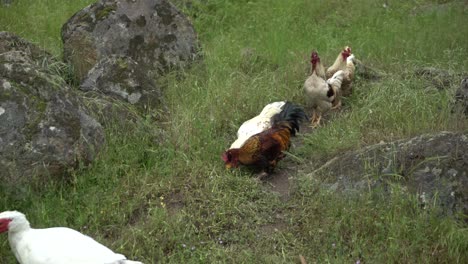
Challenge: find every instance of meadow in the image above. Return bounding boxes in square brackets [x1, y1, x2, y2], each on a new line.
[1, 0, 467, 263]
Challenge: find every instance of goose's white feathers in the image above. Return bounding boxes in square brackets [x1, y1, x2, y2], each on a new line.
[0, 211, 143, 264]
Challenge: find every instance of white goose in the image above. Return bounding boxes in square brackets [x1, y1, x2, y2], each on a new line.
[0, 211, 143, 264]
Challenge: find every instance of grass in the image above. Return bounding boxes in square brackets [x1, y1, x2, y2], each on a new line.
[0, 0, 96, 57]
[1, 0, 468, 263]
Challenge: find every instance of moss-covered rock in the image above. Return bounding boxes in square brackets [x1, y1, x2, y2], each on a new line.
[308, 132, 468, 220]
[61, 0, 200, 82]
[0, 31, 56, 68]
[80, 55, 163, 110]
[0, 33, 105, 190]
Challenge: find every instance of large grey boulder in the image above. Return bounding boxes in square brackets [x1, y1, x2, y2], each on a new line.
[0, 31, 73, 83]
[0, 31, 56, 66]
[80, 55, 163, 110]
[0, 34, 105, 190]
[308, 132, 468, 219]
[62, 0, 200, 81]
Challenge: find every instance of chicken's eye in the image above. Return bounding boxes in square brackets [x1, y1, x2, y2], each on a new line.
[227, 153, 232, 161]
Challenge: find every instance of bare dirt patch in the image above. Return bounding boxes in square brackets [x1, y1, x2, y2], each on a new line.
[165, 191, 185, 216]
[266, 172, 291, 201]
[259, 220, 288, 234]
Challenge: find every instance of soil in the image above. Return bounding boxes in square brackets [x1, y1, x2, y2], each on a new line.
[265, 171, 292, 202]
[259, 109, 331, 235]
[262, 111, 318, 201]
[165, 191, 184, 216]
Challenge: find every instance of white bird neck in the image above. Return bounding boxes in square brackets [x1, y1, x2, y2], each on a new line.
[316, 63, 326, 78]
[330, 54, 345, 70]
[8, 217, 31, 234]
[347, 54, 355, 64]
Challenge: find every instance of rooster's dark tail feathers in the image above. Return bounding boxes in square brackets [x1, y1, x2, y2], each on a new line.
[271, 101, 307, 135]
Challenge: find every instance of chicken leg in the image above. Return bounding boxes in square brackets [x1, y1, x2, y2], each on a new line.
[310, 111, 322, 128]
[331, 97, 342, 110]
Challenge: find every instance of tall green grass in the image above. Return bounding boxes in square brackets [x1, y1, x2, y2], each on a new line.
[1, 0, 467, 263]
[0, 0, 95, 56]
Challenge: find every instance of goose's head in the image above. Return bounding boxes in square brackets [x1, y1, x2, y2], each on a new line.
[0, 211, 30, 234]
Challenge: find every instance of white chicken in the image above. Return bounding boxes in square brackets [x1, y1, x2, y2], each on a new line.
[325, 46, 356, 107]
[0, 211, 143, 264]
[229, 101, 287, 149]
[304, 51, 345, 128]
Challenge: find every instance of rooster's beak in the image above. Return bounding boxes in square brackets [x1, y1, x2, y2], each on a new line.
[225, 164, 232, 169]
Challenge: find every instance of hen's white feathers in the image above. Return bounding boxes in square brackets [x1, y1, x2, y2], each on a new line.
[304, 70, 344, 113]
[230, 101, 286, 149]
[326, 48, 356, 97]
[347, 54, 355, 65]
[327, 70, 345, 92]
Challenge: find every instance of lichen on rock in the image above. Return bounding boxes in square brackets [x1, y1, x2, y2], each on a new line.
[80, 55, 163, 110]
[62, 0, 200, 81]
[0, 33, 105, 191]
[309, 132, 468, 220]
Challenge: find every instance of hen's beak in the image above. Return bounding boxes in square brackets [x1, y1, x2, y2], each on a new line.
[225, 163, 232, 169]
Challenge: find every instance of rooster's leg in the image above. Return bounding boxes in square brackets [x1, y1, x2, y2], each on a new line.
[256, 171, 269, 181]
[277, 152, 286, 161]
[331, 98, 342, 110]
[310, 112, 317, 126]
[311, 112, 321, 128]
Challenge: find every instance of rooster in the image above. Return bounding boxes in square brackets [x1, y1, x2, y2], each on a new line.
[222, 102, 306, 175]
[230, 101, 287, 149]
[304, 51, 345, 128]
[326, 46, 356, 107]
